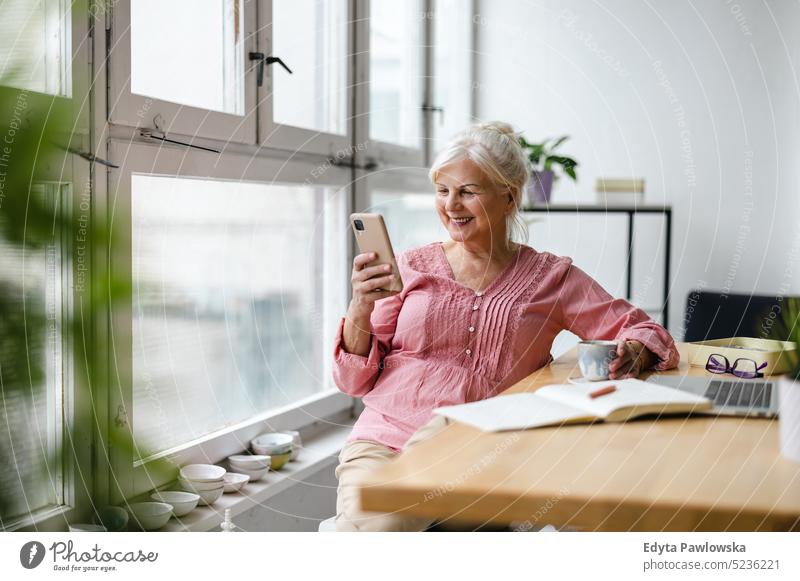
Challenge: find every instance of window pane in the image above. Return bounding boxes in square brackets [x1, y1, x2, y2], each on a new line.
[369, 0, 423, 147]
[0, 185, 64, 522]
[132, 175, 346, 456]
[0, 0, 71, 96]
[432, 0, 473, 154]
[131, 0, 244, 114]
[371, 191, 445, 252]
[273, 0, 348, 135]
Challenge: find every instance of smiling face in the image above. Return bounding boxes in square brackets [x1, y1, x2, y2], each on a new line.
[434, 156, 514, 250]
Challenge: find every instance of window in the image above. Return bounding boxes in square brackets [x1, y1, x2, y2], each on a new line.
[431, 0, 474, 156]
[0, 0, 93, 532]
[108, 142, 351, 499]
[272, 0, 348, 135]
[369, 0, 424, 149]
[258, 0, 353, 155]
[0, 185, 69, 526]
[36, 0, 474, 508]
[0, 0, 71, 96]
[110, 0, 257, 142]
[131, 0, 244, 115]
[131, 175, 347, 455]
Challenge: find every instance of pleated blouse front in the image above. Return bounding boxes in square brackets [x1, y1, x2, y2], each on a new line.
[332, 242, 679, 452]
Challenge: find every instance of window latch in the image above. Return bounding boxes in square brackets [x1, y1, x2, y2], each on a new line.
[329, 155, 378, 171]
[422, 103, 445, 125]
[249, 52, 293, 87]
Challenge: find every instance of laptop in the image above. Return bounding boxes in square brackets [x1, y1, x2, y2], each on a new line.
[645, 374, 778, 418]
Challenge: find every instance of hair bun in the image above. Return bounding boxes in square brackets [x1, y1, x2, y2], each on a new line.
[475, 121, 517, 138]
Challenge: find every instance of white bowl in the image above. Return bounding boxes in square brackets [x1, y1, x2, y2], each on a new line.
[69, 523, 106, 532]
[178, 477, 225, 493]
[128, 502, 173, 531]
[280, 430, 302, 461]
[179, 464, 226, 483]
[193, 486, 224, 506]
[227, 454, 271, 470]
[150, 491, 199, 517]
[251, 433, 294, 456]
[223, 472, 250, 493]
[231, 464, 269, 482]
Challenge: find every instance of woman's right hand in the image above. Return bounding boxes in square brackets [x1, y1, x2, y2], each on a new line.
[348, 252, 401, 318]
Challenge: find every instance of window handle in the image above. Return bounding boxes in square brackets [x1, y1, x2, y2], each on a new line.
[63, 145, 119, 168]
[422, 103, 445, 125]
[249, 52, 293, 87]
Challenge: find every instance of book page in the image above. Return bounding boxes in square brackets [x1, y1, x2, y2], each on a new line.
[536, 378, 711, 419]
[434, 393, 597, 432]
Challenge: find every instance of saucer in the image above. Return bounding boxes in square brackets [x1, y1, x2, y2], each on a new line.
[567, 376, 609, 384]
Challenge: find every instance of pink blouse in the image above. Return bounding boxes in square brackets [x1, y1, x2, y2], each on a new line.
[332, 242, 679, 452]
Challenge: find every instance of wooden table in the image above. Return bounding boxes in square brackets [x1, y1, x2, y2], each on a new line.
[358, 344, 800, 531]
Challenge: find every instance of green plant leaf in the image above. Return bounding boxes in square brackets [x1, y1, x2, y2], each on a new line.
[550, 135, 569, 151]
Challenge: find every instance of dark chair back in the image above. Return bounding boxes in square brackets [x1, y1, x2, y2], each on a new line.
[683, 290, 792, 342]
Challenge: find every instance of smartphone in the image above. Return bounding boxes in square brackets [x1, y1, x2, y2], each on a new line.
[350, 213, 403, 293]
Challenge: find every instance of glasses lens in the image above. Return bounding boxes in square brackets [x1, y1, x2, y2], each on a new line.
[706, 354, 728, 373]
[732, 358, 757, 379]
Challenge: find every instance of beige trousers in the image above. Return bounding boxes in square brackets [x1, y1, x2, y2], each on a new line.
[334, 415, 450, 532]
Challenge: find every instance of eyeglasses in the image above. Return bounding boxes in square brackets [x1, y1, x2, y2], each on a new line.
[705, 353, 767, 379]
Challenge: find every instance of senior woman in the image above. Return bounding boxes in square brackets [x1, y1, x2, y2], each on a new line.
[331, 121, 679, 532]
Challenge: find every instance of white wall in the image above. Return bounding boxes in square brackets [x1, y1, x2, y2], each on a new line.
[475, 0, 800, 337]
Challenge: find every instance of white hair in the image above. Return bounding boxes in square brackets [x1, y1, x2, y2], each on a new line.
[428, 121, 530, 246]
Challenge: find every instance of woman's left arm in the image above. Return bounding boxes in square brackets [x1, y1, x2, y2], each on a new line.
[556, 261, 680, 378]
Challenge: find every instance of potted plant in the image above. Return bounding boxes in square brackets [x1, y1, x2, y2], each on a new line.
[518, 135, 578, 206]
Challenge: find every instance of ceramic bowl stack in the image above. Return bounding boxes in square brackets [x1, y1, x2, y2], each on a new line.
[178, 464, 226, 506]
[281, 430, 303, 462]
[251, 433, 294, 470]
[227, 454, 270, 482]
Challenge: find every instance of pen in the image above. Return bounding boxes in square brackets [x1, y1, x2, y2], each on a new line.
[589, 385, 617, 399]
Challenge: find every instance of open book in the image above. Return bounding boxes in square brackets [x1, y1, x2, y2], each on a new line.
[433, 378, 713, 432]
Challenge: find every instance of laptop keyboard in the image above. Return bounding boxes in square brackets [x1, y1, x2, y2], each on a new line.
[705, 380, 772, 409]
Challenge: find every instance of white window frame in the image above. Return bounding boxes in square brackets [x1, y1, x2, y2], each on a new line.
[105, 140, 353, 503]
[107, 0, 258, 143]
[256, 0, 355, 157]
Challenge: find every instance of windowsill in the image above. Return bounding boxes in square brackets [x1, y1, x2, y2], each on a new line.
[130, 417, 354, 532]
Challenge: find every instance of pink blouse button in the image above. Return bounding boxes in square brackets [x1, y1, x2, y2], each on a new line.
[465, 349, 472, 355]
[472, 305, 479, 311]
[469, 326, 475, 332]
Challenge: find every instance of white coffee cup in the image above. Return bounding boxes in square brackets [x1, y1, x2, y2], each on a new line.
[577, 340, 619, 381]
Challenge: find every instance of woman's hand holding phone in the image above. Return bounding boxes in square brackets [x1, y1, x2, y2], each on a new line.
[342, 252, 401, 356]
[348, 252, 401, 316]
